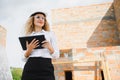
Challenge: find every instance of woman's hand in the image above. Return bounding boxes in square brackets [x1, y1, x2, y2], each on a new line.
[26, 38, 39, 51]
[42, 40, 54, 54]
[25, 38, 39, 58]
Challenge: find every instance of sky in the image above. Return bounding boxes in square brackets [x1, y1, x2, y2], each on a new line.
[0, 0, 113, 68]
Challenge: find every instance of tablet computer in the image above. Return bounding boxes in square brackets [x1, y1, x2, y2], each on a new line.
[19, 35, 45, 50]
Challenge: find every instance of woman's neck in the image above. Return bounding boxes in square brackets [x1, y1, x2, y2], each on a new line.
[34, 26, 42, 32]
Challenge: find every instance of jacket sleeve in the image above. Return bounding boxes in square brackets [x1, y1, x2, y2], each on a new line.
[49, 31, 60, 59]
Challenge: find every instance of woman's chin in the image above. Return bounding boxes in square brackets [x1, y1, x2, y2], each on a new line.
[36, 24, 44, 27]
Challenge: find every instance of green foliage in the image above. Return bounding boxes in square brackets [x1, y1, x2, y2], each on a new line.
[10, 67, 23, 80]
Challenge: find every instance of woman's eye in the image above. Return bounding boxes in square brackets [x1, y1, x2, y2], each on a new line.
[42, 17, 44, 20]
[36, 16, 40, 18]
[35, 16, 45, 20]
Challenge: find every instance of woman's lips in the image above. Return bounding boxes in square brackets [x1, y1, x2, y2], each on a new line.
[38, 22, 43, 24]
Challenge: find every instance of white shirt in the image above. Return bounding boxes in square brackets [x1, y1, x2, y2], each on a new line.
[22, 30, 60, 61]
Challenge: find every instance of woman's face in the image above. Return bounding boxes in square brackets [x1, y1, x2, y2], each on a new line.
[34, 14, 45, 28]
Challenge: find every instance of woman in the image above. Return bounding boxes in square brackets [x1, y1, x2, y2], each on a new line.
[21, 12, 60, 80]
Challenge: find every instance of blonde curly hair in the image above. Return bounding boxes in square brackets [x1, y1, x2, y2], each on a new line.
[24, 12, 50, 35]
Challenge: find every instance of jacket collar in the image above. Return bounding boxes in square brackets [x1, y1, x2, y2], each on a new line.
[32, 29, 45, 34]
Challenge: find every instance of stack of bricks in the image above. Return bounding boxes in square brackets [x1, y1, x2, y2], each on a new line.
[52, 1, 120, 80]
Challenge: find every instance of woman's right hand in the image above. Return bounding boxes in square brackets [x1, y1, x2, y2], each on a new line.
[26, 38, 39, 52]
[24, 39, 39, 58]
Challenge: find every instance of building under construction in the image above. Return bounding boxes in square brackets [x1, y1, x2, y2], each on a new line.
[0, 0, 120, 80]
[51, 0, 120, 80]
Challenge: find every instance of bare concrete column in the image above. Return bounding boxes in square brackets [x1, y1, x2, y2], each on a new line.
[0, 25, 13, 80]
[0, 45, 13, 80]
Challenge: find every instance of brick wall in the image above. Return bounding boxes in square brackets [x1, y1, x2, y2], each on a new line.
[74, 46, 120, 80]
[114, 0, 120, 38]
[51, 2, 120, 49]
[52, 1, 120, 80]
[53, 46, 120, 80]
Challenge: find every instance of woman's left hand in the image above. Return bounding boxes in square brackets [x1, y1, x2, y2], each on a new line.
[41, 40, 51, 48]
[41, 40, 54, 54]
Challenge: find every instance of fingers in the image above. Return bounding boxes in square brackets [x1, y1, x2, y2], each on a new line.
[34, 41, 39, 47]
[42, 43, 46, 47]
[41, 40, 51, 48]
[42, 40, 48, 43]
[35, 44, 40, 48]
[26, 39, 40, 49]
[33, 39, 39, 45]
[26, 39, 50, 49]
[30, 38, 39, 44]
[32, 39, 39, 48]
[31, 38, 37, 44]
[26, 41, 28, 46]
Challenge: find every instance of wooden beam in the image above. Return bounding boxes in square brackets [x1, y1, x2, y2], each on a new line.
[53, 59, 101, 64]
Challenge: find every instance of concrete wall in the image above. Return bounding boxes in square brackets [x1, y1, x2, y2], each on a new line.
[0, 25, 6, 47]
[0, 25, 13, 80]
